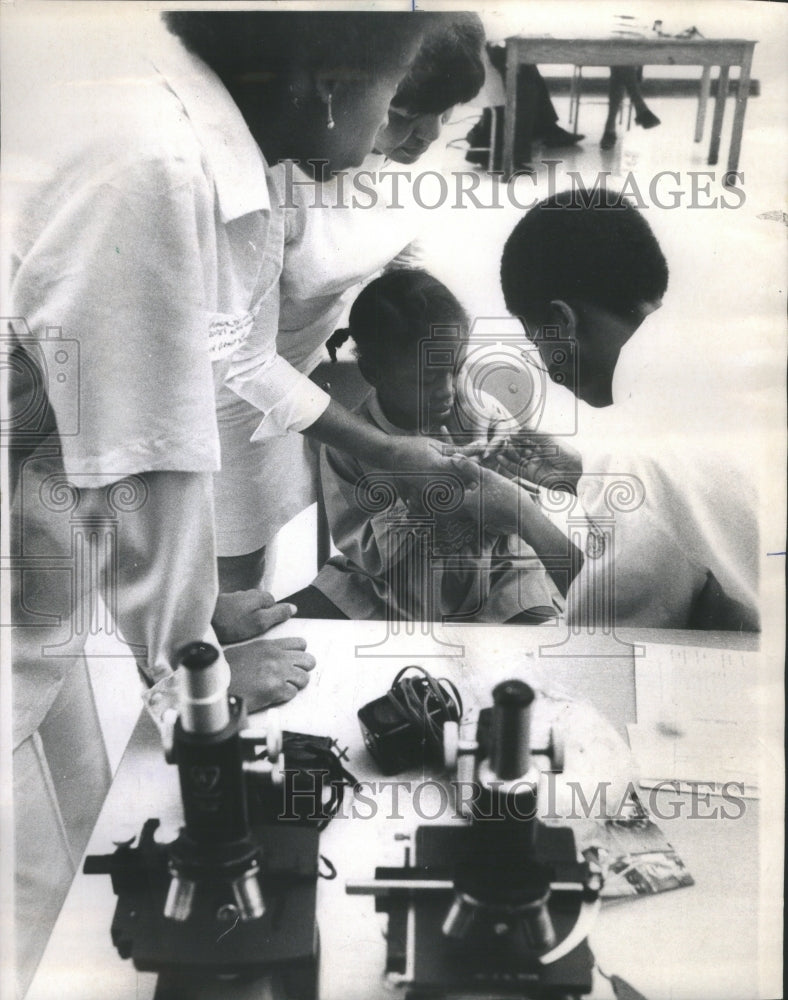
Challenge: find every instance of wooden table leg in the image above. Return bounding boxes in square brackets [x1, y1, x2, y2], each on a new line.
[726, 47, 753, 183]
[488, 104, 499, 173]
[694, 65, 711, 142]
[502, 41, 519, 180]
[708, 64, 729, 165]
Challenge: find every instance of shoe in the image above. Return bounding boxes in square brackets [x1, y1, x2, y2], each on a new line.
[464, 148, 490, 167]
[635, 109, 661, 129]
[542, 124, 585, 148]
[600, 130, 617, 150]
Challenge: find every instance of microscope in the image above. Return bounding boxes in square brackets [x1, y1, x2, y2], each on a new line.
[347, 680, 602, 1000]
[85, 642, 321, 1000]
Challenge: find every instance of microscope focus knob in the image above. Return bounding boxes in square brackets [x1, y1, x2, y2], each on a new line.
[265, 708, 282, 761]
[443, 721, 459, 769]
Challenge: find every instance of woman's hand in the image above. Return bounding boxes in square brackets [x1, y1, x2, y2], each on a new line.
[388, 435, 483, 511]
[225, 636, 316, 713]
[213, 590, 297, 645]
[439, 431, 511, 464]
[388, 435, 461, 473]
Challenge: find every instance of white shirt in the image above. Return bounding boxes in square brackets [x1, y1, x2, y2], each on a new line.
[272, 156, 424, 386]
[568, 316, 759, 628]
[211, 152, 426, 552]
[5, 26, 316, 715]
[6, 30, 331, 486]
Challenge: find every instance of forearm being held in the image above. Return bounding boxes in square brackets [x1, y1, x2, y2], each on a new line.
[306, 399, 468, 479]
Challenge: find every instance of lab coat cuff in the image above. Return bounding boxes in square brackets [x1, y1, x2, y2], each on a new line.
[250, 384, 331, 441]
[141, 653, 233, 743]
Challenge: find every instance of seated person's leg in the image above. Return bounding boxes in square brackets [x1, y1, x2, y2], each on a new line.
[601, 67, 627, 148]
[465, 62, 582, 170]
[602, 66, 660, 148]
[622, 65, 661, 129]
[524, 65, 584, 147]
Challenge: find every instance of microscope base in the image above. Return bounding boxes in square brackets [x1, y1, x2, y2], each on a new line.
[382, 823, 594, 1000]
[87, 818, 320, 1000]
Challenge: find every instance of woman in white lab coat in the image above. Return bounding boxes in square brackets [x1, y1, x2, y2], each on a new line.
[213, 16, 488, 614]
[7, 11, 443, 993]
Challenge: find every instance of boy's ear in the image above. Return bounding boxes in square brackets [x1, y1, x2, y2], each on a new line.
[358, 356, 381, 387]
[547, 300, 579, 339]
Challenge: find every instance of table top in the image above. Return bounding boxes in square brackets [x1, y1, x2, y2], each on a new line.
[503, 35, 756, 66]
[27, 623, 767, 1000]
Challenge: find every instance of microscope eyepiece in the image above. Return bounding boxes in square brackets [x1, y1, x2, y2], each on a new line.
[493, 680, 534, 708]
[491, 680, 534, 781]
[176, 641, 230, 735]
[179, 642, 220, 670]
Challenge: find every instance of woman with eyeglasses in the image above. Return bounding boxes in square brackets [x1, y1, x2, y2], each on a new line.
[211, 15, 491, 631]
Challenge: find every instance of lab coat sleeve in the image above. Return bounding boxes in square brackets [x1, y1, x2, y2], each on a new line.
[8, 150, 222, 484]
[90, 468, 229, 722]
[225, 339, 332, 441]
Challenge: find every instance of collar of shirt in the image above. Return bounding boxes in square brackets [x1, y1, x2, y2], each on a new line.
[151, 39, 270, 223]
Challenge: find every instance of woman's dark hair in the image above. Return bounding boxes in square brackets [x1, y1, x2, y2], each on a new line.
[326, 269, 467, 366]
[500, 188, 670, 322]
[164, 11, 432, 87]
[392, 13, 486, 114]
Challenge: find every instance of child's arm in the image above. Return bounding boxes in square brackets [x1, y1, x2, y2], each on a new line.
[322, 445, 479, 620]
[308, 399, 477, 483]
[449, 455, 583, 597]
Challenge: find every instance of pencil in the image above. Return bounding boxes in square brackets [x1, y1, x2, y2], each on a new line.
[513, 476, 540, 496]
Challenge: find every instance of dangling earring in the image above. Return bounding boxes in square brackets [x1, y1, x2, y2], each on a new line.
[326, 92, 335, 130]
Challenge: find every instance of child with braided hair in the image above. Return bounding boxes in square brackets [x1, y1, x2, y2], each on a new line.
[285, 270, 569, 623]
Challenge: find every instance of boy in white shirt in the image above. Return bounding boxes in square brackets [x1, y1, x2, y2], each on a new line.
[495, 189, 758, 630]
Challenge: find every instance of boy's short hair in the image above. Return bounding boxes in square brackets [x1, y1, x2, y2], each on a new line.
[500, 189, 669, 322]
[392, 13, 485, 114]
